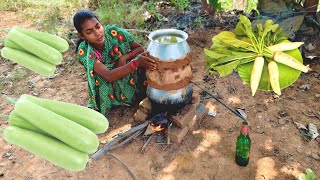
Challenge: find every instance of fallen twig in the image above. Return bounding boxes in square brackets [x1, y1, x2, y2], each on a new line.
[142, 133, 154, 151]
[110, 129, 145, 150]
[107, 152, 138, 180]
[301, 110, 316, 117]
[92, 121, 149, 160]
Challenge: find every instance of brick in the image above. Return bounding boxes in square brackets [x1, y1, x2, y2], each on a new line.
[134, 109, 148, 122]
[167, 104, 207, 144]
[139, 98, 152, 114]
[171, 104, 196, 128]
[167, 114, 197, 143]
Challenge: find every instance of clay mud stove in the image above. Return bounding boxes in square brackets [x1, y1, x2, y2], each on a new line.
[133, 29, 206, 144]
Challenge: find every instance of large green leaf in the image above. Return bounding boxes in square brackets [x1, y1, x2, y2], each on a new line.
[258, 0, 288, 13]
[235, 22, 246, 36]
[214, 31, 236, 42]
[210, 42, 228, 49]
[279, 15, 304, 37]
[205, 55, 219, 66]
[238, 37, 252, 44]
[208, 0, 221, 12]
[212, 54, 256, 66]
[237, 48, 302, 91]
[239, 15, 254, 39]
[231, 51, 256, 57]
[210, 60, 241, 77]
[222, 39, 253, 48]
[204, 48, 227, 59]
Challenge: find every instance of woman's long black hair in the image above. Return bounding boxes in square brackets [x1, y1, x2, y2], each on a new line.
[73, 10, 100, 51]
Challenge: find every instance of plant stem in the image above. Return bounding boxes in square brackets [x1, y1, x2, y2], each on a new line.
[249, 36, 259, 53]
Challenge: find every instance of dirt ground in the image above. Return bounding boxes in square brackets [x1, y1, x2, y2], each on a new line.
[0, 10, 320, 180]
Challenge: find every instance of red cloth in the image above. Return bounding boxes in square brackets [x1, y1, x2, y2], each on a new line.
[93, 48, 102, 61]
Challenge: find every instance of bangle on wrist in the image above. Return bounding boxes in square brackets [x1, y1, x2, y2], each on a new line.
[129, 51, 135, 59]
[130, 60, 137, 71]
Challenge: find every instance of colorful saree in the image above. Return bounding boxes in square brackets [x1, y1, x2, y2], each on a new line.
[77, 25, 146, 117]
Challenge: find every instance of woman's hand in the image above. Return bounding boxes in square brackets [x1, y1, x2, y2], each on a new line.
[135, 54, 157, 70]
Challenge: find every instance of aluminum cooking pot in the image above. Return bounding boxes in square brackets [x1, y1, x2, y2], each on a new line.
[146, 29, 193, 105]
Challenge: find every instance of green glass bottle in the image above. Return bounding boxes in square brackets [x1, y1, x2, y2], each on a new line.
[235, 121, 251, 166]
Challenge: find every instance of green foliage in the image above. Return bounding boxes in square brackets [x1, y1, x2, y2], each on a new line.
[194, 17, 204, 28]
[218, 0, 259, 14]
[219, 0, 233, 11]
[205, 15, 302, 93]
[147, 1, 161, 21]
[0, 0, 31, 11]
[208, 0, 222, 12]
[246, 0, 259, 14]
[131, 32, 148, 47]
[0, 0, 86, 41]
[97, 0, 145, 28]
[40, 6, 63, 33]
[96, 0, 152, 44]
[170, 0, 190, 13]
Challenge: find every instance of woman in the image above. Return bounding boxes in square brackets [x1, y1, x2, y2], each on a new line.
[73, 10, 157, 117]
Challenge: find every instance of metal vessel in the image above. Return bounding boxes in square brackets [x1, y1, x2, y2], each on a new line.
[146, 29, 193, 106]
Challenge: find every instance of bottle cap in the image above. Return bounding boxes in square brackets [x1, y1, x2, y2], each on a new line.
[241, 125, 249, 134]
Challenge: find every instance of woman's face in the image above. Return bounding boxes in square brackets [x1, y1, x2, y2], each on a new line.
[79, 18, 105, 49]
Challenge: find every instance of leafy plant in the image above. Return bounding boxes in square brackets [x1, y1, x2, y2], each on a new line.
[205, 15, 309, 95]
[208, 0, 222, 12]
[146, 1, 161, 21]
[170, 0, 189, 13]
[97, 0, 145, 28]
[246, 0, 259, 14]
[194, 17, 204, 28]
[214, 0, 259, 14]
[205, 15, 285, 77]
[219, 0, 233, 11]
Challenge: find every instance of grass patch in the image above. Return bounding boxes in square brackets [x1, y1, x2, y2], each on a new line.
[95, 0, 161, 45]
[96, 0, 146, 29]
[1, 0, 86, 41]
[170, 0, 189, 13]
[12, 69, 27, 81]
[0, 0, 32, 11]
